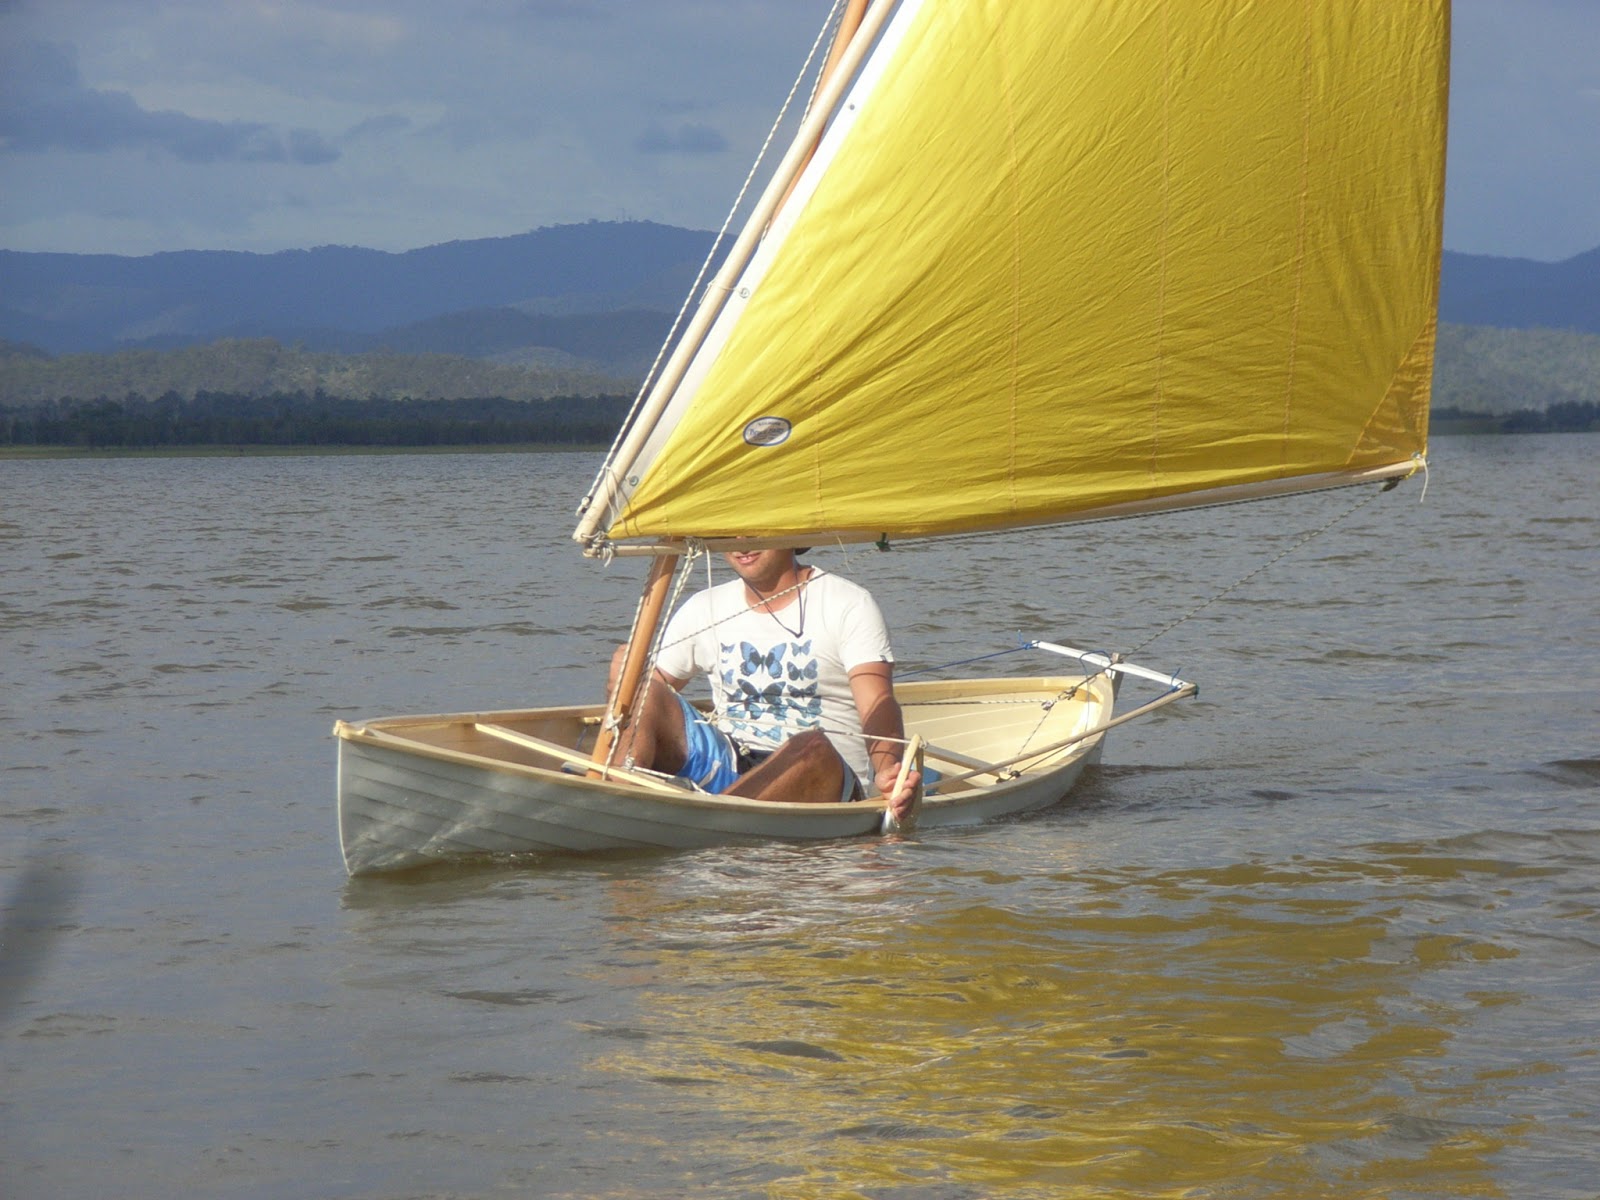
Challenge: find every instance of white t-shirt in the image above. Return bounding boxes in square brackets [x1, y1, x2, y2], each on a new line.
[654, 569, 893, 779]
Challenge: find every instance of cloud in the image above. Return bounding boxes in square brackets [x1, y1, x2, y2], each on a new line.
[3, 0, 1596, 260]
[344, 113, 413, 143]
[633, 122, 729, 156]
[0, 39, 339, 165]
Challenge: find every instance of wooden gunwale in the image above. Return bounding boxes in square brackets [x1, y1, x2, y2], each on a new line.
[334, 673, 1109, 809]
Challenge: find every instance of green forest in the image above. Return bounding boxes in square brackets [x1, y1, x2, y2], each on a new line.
[2, 320, 1597, 449]
[1431, 324, 1600, 420]
[0, 390, 631, 449]
[0, 337, 627, 406]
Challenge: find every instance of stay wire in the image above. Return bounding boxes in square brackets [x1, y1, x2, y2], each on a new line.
[1121, 481, 1390, 661]
[579, 2, 849, 521]
[877, 478, 1401, 781]
[891, 476, 1411, 677]
[993, 486, 1387, 764]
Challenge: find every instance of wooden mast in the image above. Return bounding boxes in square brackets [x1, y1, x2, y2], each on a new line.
[574, 0, 891, 549]
[775, 0, 871, 218]
[588, 550, 679, 777]
[589, 3, 874, 776]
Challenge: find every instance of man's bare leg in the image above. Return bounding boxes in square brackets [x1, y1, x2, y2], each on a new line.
[607, 650, 853, 804]
[607, 646, 688, 774]
[724, 729, 851, 804]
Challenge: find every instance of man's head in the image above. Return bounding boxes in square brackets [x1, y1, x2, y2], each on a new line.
[723, 548, 800, 594]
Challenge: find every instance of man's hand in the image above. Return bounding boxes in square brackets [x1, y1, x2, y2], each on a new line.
[850, 660, 920, 821]
[875, 761, 922, 822]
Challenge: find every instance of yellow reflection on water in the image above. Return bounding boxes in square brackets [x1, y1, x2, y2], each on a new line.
[587, 849, 1516, 1199]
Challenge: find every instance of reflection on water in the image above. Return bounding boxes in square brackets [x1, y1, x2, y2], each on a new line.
[579, 837, 1533, 1198]
[2, 437, 1597, 1199]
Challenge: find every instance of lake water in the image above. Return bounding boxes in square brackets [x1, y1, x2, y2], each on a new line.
[2, 436, 1596, 1199]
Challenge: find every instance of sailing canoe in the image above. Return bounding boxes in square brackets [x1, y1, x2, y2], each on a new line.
[336, 673, 1120, 875]
[332, 0, 1447, 875]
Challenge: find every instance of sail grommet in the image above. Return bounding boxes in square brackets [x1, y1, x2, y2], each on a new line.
[743, 417, 791, 446]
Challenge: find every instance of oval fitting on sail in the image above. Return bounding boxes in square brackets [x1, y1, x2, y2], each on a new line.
[742, 417, 792, 447]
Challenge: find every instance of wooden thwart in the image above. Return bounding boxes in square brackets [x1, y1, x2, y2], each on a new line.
[474, 722, 688, 796]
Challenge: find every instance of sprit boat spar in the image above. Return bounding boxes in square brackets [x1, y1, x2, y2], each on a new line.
[334, 0, 1449, 876]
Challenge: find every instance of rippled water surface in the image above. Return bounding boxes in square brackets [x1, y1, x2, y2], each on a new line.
[2, 436, 1596, 1198]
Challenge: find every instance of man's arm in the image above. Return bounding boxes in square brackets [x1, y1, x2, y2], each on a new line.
[653, 667, 689, 692]
[847, 661, 920, 816]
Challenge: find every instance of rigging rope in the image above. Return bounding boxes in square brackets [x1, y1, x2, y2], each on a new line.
[893, 476, 1411, 677]
[578, 2, 849, 522]
[1121, 480, 1392, 660]
[610, 544, 706, 772]
[1000, 480, 1400, 762]
[877, 474, 1408, 757]
[613, 477, 1413, 777]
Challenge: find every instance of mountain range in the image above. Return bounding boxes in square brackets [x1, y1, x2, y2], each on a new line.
[1439, 247, 1600, 336]
[0, 221, 714, 375]
[3, 221, 1598, 408]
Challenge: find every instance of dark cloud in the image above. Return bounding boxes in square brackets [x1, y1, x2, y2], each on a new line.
[0, 40, 339, 165]
[345, 113, 413, 142]
[286, 128, 339, 165]
[633, 121, 728, 156]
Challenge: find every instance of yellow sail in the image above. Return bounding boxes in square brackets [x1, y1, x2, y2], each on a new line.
[581, 0, 1449, 549]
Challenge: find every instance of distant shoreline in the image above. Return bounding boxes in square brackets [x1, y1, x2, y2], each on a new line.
[0, 428, 1590, 463]
[0, 442, 610, 460]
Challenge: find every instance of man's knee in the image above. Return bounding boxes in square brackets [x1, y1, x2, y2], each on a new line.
[726, 729, 843, 803]
[781, 728, 836, 765]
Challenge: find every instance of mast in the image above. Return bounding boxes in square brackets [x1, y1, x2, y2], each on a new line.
[573, 0, 896, 553]
[774, 0, 872, 220]
[587, 551, 679, 778]
[588, 2, 881, 774]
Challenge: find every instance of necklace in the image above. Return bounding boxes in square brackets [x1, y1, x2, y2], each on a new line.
[748, 568, 810, 640]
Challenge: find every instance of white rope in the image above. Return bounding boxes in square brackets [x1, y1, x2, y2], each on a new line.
[887, 479, 1412, 765]
[652, 559, 820, 659]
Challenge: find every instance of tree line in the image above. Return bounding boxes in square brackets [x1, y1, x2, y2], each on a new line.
[1431, 401, 1599, 434]
[1431, 323, 1600, 415]
[0, 337, 629, 409]
[6, 388, 1591, 452]
[0, 390, 632, 449]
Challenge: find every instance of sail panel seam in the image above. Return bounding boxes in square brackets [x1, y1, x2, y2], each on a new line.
[1151, 0, 1170, 487]
[1282, 0, 1314, 465]
[997, 1, 1022, 520]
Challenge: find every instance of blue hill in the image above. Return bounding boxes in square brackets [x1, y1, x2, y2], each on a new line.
[2, 224, 1594, 361]
[0, 221, 715, 354]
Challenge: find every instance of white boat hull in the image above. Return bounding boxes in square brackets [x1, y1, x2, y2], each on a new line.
[335, 674, 1116, 875]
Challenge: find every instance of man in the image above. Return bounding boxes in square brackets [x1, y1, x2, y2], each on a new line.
[609, 547, 921, 821]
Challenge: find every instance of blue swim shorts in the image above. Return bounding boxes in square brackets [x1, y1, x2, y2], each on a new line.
[673, 692, 741, 794]
[670, 693, 870, 802]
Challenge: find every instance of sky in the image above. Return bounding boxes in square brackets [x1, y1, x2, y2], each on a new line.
[1, 1, 1596, 263]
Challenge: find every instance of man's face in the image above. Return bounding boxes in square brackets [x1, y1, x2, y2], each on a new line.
[723, 549, 797, 592]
